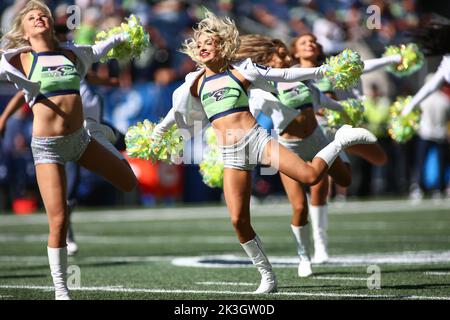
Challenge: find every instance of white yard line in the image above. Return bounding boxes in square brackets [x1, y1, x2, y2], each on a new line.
[424, 272, 450, 276]
[172, 250, 450, 268]
[0, 284, 449, 300]
[1, 234, 450, 245]
[1, 249, 450, 267]
[0, 199, 449, 226]
[313, 276, 367, 281]
[196, 281, 255, 286]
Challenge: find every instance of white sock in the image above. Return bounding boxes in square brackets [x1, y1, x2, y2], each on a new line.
[309, 205, 328, 251]
[290, 224, 311, 261]
[314, 141, 341, 167]
[47, 246, 70, 300]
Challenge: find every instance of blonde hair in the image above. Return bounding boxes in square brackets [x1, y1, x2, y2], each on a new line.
[234, 34, 288, 65]
[1, 0, 58, 50]
[181, 10, 240, 70]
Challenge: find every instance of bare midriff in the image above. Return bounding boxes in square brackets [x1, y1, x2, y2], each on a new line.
[281, 107, 318, 139]
[31, 93, 84, 137]
[210, 111, 258, 146]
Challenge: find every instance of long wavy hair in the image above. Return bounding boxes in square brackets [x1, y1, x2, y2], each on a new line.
[1, 0, 58, 51]
[181, 10, 240, 70]
[233, 34, 287, 65]
[410, 22, 450, 56]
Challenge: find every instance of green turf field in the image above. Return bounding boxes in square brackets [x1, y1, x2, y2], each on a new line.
[1, 198, 450, 300]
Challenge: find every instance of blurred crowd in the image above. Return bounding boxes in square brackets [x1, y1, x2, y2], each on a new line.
[0, 0, 449, 213]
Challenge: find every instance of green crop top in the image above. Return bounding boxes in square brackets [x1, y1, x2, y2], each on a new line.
[274, 81, 313, 111]
[314, 77, 334, 94]
[199, 69, 249, 122]
[28, 51, 80, 103]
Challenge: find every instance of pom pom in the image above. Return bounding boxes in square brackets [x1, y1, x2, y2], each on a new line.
[199, 127, 224, 188]
[95, 14, 150, 62]
[383, 43, 424, 77]
[387, 96, 421, 143]
[125, 119, 183, 163]
[325, 98, 365, 127]
[320, 49, 364, 89]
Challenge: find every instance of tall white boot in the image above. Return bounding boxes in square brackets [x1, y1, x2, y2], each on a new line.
[241, 235, 277, 294]
[309, 205, 329, 264]
[47, 247, 71, 300]
[291, 224, 313, 277]
[315, 125, 377, 166]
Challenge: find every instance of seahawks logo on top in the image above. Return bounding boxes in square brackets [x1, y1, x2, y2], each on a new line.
[203, 87, 241, 102]
[41, 65, 79, 78]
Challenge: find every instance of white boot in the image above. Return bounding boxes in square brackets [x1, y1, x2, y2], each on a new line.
[290, 224, 313, 277]
[309, 205, 329, 264]
[315, 125, 377, 166]
[47, 247, 71, 300]
[241, 235, 277, 294]
[334, 125, 377, 148]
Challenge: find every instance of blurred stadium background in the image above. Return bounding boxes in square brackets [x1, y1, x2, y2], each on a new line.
[0, 0, 450, 301]
[0, 0, 449, 213]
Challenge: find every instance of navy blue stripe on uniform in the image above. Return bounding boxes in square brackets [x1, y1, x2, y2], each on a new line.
[208, 106, 250, 122]
[227, 69, 246, 92]
[27, 51, 38, 80]
[35, 90, 80, 102]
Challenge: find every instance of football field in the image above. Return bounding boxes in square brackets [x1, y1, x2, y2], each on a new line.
[1, 198, 450, 300]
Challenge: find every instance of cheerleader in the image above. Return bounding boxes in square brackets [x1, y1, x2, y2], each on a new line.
[0, 0, 137, 299]
[234, 34, 360, 277]
[401, 23, 450, 115]
[0, 76, 124, 256]
[152, 11, 376, 293]
[289, 33, 400, 262]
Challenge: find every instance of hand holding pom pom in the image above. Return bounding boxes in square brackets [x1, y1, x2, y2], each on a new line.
[325, 98, 365, 127]
[320, 49, 364, 89]
[95, 15, 150, 62]
[387, 96, 421, 143]
[125, 119, 183, 163]
[383, 43, 424, 77]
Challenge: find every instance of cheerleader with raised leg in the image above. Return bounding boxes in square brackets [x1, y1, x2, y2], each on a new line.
[152, 11, 377, 293]
[0, 0, 138, 299]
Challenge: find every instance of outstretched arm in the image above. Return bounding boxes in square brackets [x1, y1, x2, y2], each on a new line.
[152, 107, 176, 138]
[363, 54, 402, 74]
[241, 63, 324, 83]
[401, 68, 446, 115]
[91, 33, 130, 63]
[0, 91, 25, 136]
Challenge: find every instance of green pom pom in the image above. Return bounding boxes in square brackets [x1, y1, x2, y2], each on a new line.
[387, 96, 421, 143]
[383, 43, 424, 77]
[199, 127, 224, 188]
[321, 49, 364, 89]
[125, 119, 183, 163]
[325, 98, 365, 127]
[95, 14, 150, 62]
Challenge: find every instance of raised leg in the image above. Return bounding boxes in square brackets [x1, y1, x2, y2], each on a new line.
[77, 139, 137, 192]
